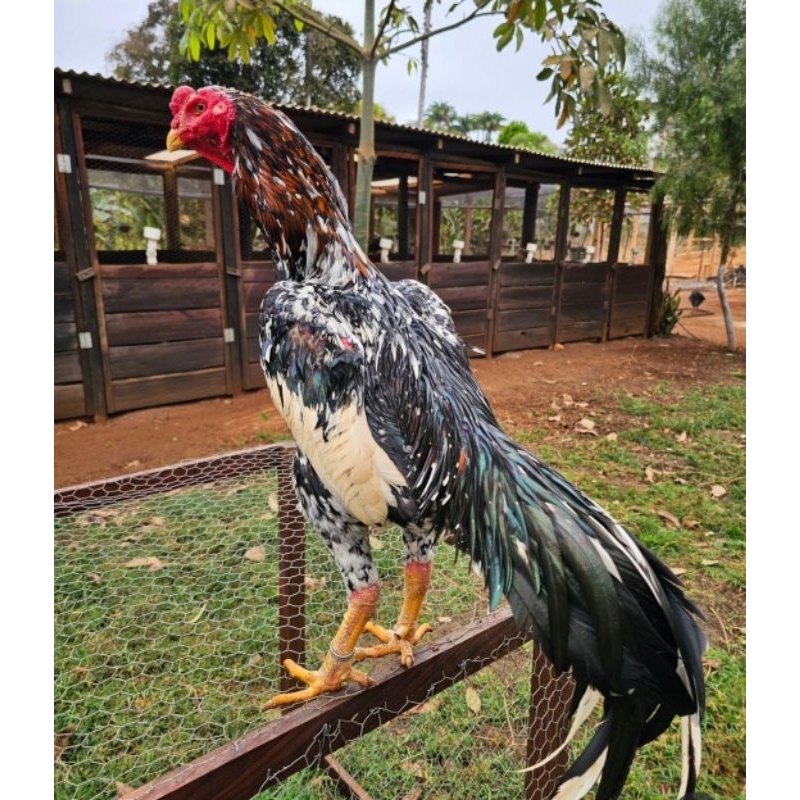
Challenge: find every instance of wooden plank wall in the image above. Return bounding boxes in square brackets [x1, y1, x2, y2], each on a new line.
[377, 260, 417, 283]
[57, 258, 652, 420]
[240, 261, 277, 390]
[493, 261, 557, 352]
[55, 260, 88, 419]
[554, 262, 611, 344]
[607, 265, 652, 339]
[427, 260, 491, 352]
[99, 263, 230, 413]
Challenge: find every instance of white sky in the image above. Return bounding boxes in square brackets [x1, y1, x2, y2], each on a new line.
[53, 0, 657, 146]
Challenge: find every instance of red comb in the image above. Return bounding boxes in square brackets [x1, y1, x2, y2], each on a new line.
[169, 86, 195, 115]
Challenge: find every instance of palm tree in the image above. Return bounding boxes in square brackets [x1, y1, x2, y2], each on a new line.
[424, 101, 459, 132]
[472, 111, 507, 142]
[452, 113, 477, 137]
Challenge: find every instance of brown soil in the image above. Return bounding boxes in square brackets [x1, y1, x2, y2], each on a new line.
[54, 287, 745, 489]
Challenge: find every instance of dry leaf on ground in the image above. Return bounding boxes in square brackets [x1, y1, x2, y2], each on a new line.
[465, 685, 482, 714]
[244, 546, 266, 562]
[657, 509, 681, 527]
[124, 556, 166, 570]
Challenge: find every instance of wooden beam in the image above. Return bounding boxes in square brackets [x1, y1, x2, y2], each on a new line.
[397, 173, 410, 261]
[215, 171, 244, 395]
[278, 447, 306, 692]
[554, 182, 571, 264]
[485, 169, 506, 357]
[54, 443, 295, 512]
[322, 755, 374, 800]
[645, 195, 667, 337]
[120, 608, 530, 800]
[55, 99, 109, 420]
[417, 152, 435, 276]
[525, 647, 575, 800]
[522, 183, 540, 248]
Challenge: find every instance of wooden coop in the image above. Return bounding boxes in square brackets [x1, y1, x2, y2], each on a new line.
[54, 69, 665, 422]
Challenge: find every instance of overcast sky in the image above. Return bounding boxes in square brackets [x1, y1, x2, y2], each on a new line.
[53, 0, 658, 146]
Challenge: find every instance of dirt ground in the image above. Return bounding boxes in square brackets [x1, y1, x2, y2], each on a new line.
[54, 287, 745, 488]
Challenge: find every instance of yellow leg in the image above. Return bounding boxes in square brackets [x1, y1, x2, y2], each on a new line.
[355, 561, 433, 669]
[263, 584, 379, 709]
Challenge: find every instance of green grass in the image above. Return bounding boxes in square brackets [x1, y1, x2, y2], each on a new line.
[54, 474, 487, 799]
[55, 374, 745, 799]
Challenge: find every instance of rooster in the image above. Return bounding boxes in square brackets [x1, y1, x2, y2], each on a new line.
[689, 290, 706, 310]
[167, 86, 707, 800]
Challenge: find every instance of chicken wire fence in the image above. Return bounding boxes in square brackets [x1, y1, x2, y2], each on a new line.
[55, 442, 575, 800]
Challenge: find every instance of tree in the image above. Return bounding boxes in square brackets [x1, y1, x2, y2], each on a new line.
[470, 111, 507, 143]
[497, 120, 558, 154]
[178, 0, 627, 248]
[355, 100, 396, 123]
[564, 72, 649, 166]
[632, 0, 745, 351]
[562, 72, 650, 262]
[416, 3, 432, 126]
[423, 100, 459, 132]
[452, 112, 477, 137]
[107, 0, 361, 111]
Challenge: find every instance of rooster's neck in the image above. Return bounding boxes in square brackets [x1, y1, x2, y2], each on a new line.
[233, 110, 376, 287]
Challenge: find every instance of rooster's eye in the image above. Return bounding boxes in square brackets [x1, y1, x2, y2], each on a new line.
[195, 103, 206, 113]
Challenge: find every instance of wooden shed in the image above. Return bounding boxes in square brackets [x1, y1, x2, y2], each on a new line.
[54, 69, 666, 422]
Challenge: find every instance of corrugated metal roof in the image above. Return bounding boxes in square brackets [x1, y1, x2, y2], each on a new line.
[55, 68, 655, 176]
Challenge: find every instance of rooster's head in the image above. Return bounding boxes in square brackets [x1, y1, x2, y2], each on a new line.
[167, 86, 237, 172]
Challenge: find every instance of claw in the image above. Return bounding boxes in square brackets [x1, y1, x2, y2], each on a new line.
[354, 620, 433, 668]
[262, 655, 373, 709]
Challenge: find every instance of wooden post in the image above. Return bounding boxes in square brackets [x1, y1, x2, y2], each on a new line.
[522, 182, 540, 248]
[525, 646, 575, 800]
[485, 169, 506, 357]
[163, 170, 181, 251]
[397, 173, 410, 261]
[277, 447, 306, 694]
[554, 181, 571, 264]
[55, 96, 109, 420]
[214, 171, 244, 396]
[645, 195, 668, 337]
[604, 187, 627, 341]
[607, 186, 626, 266]
[417, 152, 435, 280]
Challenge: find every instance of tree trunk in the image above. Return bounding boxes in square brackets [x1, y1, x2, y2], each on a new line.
[716, 256, 737, 353]
[417, 6, 431, 127]
[303, 29, 313, 106]
[715, 192, 741, 353]
[353, 0, 377, 249]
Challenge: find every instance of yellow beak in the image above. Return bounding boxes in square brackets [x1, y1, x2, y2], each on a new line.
[166, 129, 184, 151]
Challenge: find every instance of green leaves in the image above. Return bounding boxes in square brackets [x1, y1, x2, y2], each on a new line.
[178, 0, 280, 61]
[493, 20, 515, 51]
[491, 0, 627, 129]
[636, 0, 746, 265]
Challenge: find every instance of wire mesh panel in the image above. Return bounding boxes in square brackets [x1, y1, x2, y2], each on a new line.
[55, 443, 573, 800]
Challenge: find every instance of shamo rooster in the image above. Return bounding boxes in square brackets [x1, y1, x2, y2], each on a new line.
[167, 86, 707, 800]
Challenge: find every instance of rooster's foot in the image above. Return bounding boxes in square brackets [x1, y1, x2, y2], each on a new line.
[262, 653, 372, 709]
[354, 620, 433, 669]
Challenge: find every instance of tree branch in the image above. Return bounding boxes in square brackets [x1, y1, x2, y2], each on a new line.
[371, 0, 399, 61]
[382, 7, 494, 58]
[272, 0, 364, 55]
